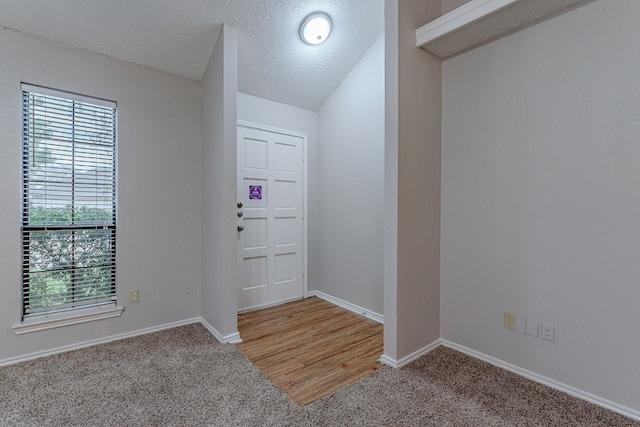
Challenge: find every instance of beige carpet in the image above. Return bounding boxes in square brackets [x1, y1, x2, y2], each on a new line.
[0, 324, 637, 426]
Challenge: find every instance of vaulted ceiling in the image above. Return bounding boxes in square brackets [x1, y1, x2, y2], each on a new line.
[0, 0, 385, 111]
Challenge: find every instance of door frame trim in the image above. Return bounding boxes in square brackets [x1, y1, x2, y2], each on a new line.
[236, 120, 309, 302]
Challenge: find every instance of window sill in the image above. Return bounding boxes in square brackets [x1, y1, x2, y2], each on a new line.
[12, 304, 124, 335]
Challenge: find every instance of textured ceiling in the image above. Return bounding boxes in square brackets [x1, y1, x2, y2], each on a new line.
[0, 0, 384, 111]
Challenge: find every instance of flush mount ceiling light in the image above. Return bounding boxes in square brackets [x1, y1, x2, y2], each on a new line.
[300, 12, 333, 45]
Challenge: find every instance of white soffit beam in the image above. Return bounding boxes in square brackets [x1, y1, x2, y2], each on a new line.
[416, 0, 595, 59]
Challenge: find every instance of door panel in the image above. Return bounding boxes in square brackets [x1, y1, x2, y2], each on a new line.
[237, 126, 304, 311]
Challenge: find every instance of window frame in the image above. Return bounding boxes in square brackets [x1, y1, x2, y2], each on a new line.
[15, 84, 121, 332]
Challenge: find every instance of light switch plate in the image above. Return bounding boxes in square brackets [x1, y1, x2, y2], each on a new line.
[525, 318, 539, 337]
[541, 322, 555, 342]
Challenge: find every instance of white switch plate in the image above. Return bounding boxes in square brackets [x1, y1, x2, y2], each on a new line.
[541, 322, 555, 342]
[525, 318, 539, 337]
[184, 282, 193, 295]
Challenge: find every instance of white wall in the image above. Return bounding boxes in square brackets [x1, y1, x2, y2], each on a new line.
[237, 93, 318, 137]
[236, 92, 319, 293]
[441, 0, 640, 413]
[0, 28, 202, 361]
[383, 0, 442, 363]
[316, 34, 385, 316]
[201, 25, 239, 342]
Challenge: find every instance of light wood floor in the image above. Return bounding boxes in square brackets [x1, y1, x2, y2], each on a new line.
[237, 297, 383, 406]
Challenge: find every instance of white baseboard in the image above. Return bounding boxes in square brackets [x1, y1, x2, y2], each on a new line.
[378, 354, 397, 368]
[380, 338, 442, 369]
[198, 317, 242, 344]
[308, 291, 384, 324]
[237, 296, 304, 314]
[442, 340, 640, 422]
[0, 317, 202, 368]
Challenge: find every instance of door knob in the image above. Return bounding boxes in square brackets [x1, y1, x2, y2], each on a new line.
[237, 225, 244, 232]
[237, 212, 243, 218]
[237, 202, 243, 208]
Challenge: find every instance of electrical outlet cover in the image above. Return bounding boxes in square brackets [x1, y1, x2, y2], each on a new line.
[129, 289, 139, 303]
[504, 312, 516, 330]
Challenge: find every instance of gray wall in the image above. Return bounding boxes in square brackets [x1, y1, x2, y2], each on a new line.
[0, 28, 202, 361]
[384, 0, 442, 362]
[201, 25, 239, 341]
[441, 0, 640, 412]
[316, 34, 385, 316]
[441, 0, 472, 14]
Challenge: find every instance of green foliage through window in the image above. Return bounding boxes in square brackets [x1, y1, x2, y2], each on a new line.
[21, 85, 117, 317]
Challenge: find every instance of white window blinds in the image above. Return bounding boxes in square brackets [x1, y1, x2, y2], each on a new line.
[21, 84, 117, 318]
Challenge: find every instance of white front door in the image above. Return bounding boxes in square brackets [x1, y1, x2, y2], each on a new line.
[237, 125, 305, 311]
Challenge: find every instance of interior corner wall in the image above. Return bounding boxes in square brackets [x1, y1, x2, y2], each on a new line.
[236, 92, 319, 293]
[441, 0, 640, 413]
[383, 0, 400, 361]
[0, 28, 202, 361]
[441, 0, 472, 14]
[384, 0, 442, 362]
[316, 33, 385, 316]
[201, 25, 239, 341]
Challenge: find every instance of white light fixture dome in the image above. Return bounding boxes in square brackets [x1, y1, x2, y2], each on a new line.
[300, 12, 333, 45]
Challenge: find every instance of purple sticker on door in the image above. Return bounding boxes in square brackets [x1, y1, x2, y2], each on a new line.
[249, 185, 262, 200]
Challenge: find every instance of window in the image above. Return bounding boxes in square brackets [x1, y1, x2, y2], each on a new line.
[21, 84, 117, 320]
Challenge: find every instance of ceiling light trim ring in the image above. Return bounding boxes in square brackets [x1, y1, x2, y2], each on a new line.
[300, 11, 333, 45]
